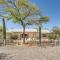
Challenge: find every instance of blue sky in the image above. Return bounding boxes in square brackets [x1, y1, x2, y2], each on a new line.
[30, 0, 60, 29]
[0, 0, 60, 30]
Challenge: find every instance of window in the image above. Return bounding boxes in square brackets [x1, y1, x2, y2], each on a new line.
[42, 34, 47, 37]
[20, 34, 28, 38]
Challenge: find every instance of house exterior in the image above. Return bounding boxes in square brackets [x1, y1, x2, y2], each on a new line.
[7, 29, 50, 41]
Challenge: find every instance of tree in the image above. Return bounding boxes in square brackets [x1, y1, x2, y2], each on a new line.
[31, 16, 49, 46]
[0, 18, 6, 46]
[52, 26, 60, 39]
[2, 18, 6, 46]
[1, 0, 39, 44]
[47, 26, 60, 46]
[0, 24, 3, 42]
[0, 0, 7, 46]
[0, 16, 6, 46]
[38, 16, 49, 46]
[48, 33, 56, 42]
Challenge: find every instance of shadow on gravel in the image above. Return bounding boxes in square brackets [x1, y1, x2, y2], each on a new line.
[0, 53, 7, 59]
[0, 53, 15, 60]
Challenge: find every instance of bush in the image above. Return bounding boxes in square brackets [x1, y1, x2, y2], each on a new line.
[48, 34, 56, 40]
[10, 34, 18, 40]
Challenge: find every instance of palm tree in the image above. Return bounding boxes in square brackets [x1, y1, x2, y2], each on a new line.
[1, 0, 39, 44]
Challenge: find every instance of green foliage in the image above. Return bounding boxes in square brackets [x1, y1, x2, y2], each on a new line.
[0, 0, 5, 4]
[48, 33, 57, 40]
[10, 34, 18, 40]
[0, 24, 3, 32]
[3, 0, 39, 23]
[16, 0, 29, 8]
[0, 0, 40, 24]
[51, 26, 60, 39]
[52, 26, 60, 34]
[30, 16, 49, 26]
[0, 0, 40, 44]
[39, 16, 49, 23]
[48, 26, 60, 40]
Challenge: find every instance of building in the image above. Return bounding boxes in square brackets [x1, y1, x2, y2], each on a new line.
[7, 28, 50, 41]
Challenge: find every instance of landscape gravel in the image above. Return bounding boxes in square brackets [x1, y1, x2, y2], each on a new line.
[0, 46, 60, 60]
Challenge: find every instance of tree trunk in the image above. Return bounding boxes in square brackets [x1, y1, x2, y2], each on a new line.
[2, 18, 6, 46]
[21, 20, 25, 44]
[23, 25, 25, 44]
[39, 26, 41, 46]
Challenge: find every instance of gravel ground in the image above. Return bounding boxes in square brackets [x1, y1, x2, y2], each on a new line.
[0, 46, 60, 60]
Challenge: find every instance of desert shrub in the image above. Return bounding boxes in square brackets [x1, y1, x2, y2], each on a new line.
[48, 34, 56, 40]
[10, 34, 18, 40]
